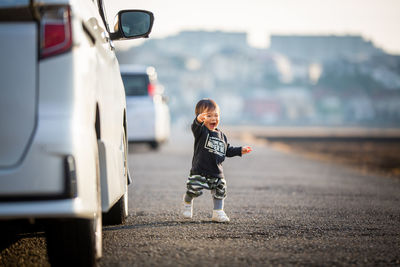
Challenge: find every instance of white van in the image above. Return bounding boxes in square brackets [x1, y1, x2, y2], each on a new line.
[0, 0, 153, 265]
[120, 65, 171, 149]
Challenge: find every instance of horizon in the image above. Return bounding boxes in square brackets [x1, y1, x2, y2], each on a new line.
[116, 30, 390, 56]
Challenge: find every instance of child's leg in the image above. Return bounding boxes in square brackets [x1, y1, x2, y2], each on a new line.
[185, 174, 210, 201]
[211, 178, 227, 203]
[184, 193, 193, 203]
[182, 174, 208, 219]
[213, 197, 224, 210]
[211, 178, 229, 222]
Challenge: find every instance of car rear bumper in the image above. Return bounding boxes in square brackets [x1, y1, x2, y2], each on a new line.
[0, 115, 98, 220]
[0, 197, 94, 220]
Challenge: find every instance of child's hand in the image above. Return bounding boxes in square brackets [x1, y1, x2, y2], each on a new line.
[197, 112, 208, 123]
[242, 146, 252, 154]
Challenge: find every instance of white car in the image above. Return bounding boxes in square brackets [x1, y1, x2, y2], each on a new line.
[0, 0, 153, 265]
[120, 65, 171, 149]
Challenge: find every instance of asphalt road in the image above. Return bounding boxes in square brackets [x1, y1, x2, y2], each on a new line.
[1, 129, 399, 266]
[100, 130, 400, 266]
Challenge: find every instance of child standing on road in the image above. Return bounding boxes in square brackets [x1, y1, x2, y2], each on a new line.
[182, 98, 252, 222]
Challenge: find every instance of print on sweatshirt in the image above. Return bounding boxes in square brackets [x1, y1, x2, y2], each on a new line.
[205, 134, 226, 156]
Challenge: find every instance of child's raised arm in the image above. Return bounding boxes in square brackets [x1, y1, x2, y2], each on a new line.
[192, 112, 208, 138]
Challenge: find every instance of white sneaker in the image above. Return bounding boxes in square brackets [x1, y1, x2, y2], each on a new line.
[212, 209, 230, 222]
[182, 200, 193, 219]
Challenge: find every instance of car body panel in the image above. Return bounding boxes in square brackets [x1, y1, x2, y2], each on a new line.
[126, 97, 156, 140]
[0, 197, 94, 220]
[0, 22, 37, 167]
[154, 97, 171, 141]
[0, 0, 131, 219]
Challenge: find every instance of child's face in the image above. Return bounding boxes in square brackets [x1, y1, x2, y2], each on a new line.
[203, 108, 220, 131]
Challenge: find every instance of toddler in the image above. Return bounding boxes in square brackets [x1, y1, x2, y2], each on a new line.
[182, 98, 252, 222]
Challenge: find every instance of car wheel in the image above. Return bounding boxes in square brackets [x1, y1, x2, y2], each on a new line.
[103, 128, 129, 225]
[102, 187, 128, 225]
[149, 141, 159, 150]
[45, 140, 102, 266]
[45, 217, 101, 266]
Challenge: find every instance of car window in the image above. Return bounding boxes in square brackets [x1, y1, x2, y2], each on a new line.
[0, 0, 29, 7]
[121, 74, 149, 96]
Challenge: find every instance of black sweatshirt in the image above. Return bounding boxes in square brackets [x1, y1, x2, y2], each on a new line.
[190, 118, 242, 179]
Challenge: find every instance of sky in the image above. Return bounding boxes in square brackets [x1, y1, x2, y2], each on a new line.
[106, 0, 400, 55]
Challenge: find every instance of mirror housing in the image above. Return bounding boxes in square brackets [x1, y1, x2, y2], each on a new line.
[110, 10, 154, 41]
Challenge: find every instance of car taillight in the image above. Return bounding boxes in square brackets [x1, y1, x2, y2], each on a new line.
[148, 83, 156, 96]
[40, 6, 72, 59]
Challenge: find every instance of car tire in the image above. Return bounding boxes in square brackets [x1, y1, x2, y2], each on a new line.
[103, 128, 129, 225]
[45, 217, 100, 267]
[149, 141, 159, 150]
[102, 188, 128, 225]
[45, 140, 102, 266]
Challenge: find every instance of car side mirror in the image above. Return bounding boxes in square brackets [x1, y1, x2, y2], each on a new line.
[110, 10, 154, 41]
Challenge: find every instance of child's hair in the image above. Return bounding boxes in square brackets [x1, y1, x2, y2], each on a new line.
[195, 98, 219, 116]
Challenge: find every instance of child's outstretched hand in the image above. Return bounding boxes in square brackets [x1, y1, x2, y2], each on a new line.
[242, 146, 252, 155]
[197, 112, 208, 123]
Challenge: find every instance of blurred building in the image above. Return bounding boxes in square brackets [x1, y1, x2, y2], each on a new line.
[117, 31, 400, 127]
[270, 35, 384, 62]
[142, 30, 248, 59]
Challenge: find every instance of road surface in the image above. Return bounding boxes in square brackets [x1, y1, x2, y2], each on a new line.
[1, 129, 399, 266]
[100, 129, 400, 266]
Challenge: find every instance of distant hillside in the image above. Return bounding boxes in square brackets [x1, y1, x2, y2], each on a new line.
[117, 31, 400, 127]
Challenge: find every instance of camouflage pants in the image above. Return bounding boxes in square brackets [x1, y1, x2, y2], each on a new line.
[186, 174, 227, 200]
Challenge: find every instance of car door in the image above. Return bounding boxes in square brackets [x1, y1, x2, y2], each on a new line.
[93, 0, 127, 209]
